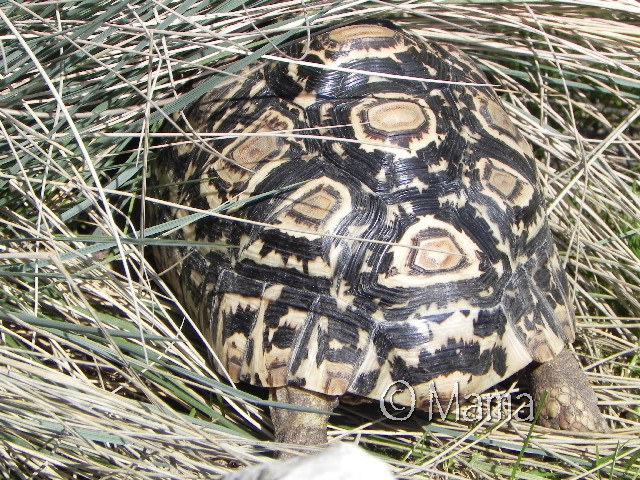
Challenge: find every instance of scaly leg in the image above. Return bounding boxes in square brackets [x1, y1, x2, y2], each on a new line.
[530, 349, 608, 432]
[269, 385, 338, 457]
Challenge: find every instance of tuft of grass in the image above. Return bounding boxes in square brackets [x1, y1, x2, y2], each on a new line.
[1, 1, 639, 478]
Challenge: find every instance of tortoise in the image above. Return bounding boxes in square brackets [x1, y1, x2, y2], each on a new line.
[151, 20, 608, 448]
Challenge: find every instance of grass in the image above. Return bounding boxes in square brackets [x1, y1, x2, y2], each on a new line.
[1, 1, 639, 478]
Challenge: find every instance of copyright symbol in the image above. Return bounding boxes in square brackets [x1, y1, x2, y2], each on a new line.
[380, 380, 416, 421]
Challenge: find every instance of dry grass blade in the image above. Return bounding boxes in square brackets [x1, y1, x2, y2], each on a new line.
[1, 1, 639, 478]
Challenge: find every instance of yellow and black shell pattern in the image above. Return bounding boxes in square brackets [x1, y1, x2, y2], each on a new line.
[152, 20, 575, 408]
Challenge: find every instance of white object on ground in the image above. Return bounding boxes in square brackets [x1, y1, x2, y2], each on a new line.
[222, 443, 395, 480]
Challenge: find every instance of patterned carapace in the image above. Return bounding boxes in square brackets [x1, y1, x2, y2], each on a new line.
[152, 20, 575, 408]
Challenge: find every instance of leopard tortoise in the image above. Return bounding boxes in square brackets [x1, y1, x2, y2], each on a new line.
[151, 20, 608, 448]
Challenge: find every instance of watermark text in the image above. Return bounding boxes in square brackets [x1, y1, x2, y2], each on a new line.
[380, 381, 534, 422]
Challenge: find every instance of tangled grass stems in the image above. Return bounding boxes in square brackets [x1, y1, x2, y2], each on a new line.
[1, 1, 639, 478]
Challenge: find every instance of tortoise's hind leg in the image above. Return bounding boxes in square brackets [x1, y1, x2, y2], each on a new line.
[530, 349, 608, 432]
[269, 385, 338, 457]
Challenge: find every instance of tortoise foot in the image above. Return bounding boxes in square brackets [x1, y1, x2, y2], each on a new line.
[269, 385, 338, 458]
[530, 349, 608, 432]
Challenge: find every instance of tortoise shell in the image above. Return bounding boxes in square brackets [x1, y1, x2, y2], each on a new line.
[152, 20, 575, 408]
